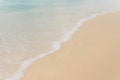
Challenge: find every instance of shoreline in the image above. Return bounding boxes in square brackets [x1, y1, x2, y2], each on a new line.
[7, 11, 120, 80]
[22, 11, 120, 80]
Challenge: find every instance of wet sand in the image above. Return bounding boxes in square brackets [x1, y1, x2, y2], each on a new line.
[23, 12, 120, 80]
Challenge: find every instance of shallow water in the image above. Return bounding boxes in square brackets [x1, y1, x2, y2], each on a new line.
[0, 0, 120, 80]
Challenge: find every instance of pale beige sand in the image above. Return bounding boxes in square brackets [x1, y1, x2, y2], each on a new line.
[23, 12, 120, 80]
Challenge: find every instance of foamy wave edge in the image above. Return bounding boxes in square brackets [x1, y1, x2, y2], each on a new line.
[6, 9, 120, 80]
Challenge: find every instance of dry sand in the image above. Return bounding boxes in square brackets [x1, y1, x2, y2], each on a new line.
[23, 12, 120, 80]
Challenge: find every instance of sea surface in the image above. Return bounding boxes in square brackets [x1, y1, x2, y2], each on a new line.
[0, 0, 120, 80]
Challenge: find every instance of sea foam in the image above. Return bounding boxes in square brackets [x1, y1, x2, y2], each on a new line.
[0, 0, 120, 80]
[6, 9, 120, 80]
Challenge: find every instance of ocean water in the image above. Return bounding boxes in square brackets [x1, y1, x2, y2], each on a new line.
[0, 0, 120, 80]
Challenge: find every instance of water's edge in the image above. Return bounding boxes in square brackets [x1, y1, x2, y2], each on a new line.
[6, 9, 120, 80]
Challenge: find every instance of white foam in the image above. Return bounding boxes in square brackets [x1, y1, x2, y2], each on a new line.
[6, 9, 120, 80]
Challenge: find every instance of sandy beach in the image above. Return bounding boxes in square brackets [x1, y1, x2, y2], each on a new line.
[23, 12, 120, 80]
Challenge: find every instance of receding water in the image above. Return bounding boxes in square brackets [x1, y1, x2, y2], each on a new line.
[0, 0, 120, 80]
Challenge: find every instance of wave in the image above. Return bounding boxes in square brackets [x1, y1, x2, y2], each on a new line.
[6, 9, 120, 80]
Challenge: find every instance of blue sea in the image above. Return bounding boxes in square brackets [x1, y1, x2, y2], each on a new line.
[0, 0, 120, 80]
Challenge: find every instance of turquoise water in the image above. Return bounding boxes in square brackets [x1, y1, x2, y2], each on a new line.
[0, 0, 120, 80]
[0, 0, 38, 11]
[0, 0, 83, 12]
